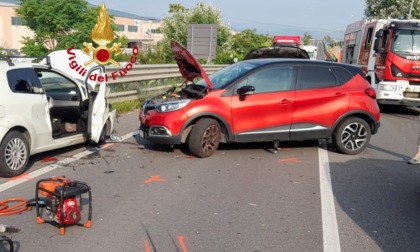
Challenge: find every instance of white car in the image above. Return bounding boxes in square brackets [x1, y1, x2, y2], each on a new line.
[0, 53, 116, 177]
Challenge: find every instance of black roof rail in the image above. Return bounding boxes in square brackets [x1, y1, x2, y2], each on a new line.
[5, 56, 14, 67]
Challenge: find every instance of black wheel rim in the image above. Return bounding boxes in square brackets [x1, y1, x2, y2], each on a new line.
[341, 122, 367, 152]
[200, 124, 220, 154]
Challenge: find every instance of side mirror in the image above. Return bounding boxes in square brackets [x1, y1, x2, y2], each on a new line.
[375, 29, 383, 38]
[237, 85, 255, 101]
[373, 38, 381, 52]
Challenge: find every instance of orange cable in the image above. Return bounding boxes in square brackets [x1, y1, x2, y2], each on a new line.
[0, 198, 31, 216]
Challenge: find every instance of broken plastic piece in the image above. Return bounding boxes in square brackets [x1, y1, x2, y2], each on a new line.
[408, 156, 420, 164]
[107, 134, 122, 143]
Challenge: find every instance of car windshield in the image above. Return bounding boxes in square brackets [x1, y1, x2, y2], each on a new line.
[391, 29, 420, 54]
[196, 61, 260, 89]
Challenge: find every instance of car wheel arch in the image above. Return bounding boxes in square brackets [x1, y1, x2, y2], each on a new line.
[180, 113, 233, 143]
[4, 126, 32, 148]
[331, 111, 376, 135]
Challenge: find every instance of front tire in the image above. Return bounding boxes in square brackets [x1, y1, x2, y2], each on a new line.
[333, 117, 371, 155]
[98, 120, 110, 145]
[188, 118, 221, 158]
[0, 131, 30, 177]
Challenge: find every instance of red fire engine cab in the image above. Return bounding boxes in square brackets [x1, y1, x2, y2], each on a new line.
[342, 19, 420, 106]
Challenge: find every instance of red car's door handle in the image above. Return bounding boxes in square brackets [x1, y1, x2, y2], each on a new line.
[279, 99, 292, 104]
[334, 92, 346, 98]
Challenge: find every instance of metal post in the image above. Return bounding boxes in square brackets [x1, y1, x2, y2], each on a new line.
[149, 21, 152, 46]
[409, 0, 415, 19]
[146, 20, 153, 51]
[191, 25, 194, 55]
[207, 26, 213, 65]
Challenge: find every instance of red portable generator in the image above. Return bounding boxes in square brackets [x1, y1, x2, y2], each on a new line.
[35, 176, 92, 235]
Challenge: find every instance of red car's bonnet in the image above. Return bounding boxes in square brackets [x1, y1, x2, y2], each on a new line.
[170, 40, 213, 88]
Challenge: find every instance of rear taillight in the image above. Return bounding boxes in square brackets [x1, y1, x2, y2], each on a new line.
[364, 88, 376, 99]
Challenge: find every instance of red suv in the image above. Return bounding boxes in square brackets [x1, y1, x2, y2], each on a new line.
[138, 41, 380, 157]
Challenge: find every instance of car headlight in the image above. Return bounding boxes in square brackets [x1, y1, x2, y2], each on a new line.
[156, 99, 191, 113]
[379, 84, 397, 91]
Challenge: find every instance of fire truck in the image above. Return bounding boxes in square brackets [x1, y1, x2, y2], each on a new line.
[342, 18, 420, 106]
[273, 35, 302, 48]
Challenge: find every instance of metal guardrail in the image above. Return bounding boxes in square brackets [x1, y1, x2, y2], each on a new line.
[106, 64, 227, 103]
[108, 85, 179, 103]
[106, 64, 226, 84]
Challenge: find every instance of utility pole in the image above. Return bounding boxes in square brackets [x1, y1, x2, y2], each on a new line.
[408, 0, 415, 19]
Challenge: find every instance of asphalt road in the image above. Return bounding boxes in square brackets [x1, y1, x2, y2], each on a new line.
[1, 105, 420, 252]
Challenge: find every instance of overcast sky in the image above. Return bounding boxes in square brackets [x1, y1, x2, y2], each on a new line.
[87, 0, 367, 39]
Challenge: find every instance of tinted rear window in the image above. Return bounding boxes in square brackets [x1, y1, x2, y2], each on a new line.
[297, 66, 337, 90]
[333, 67, 355, 85]
[7, 68, 43, 93]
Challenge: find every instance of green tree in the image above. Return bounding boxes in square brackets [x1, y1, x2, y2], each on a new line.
[16, 0, 124, 56]
[365, 0, 419, 19]
[229, 29, 271, 60]
[159, 2, 231, 63]
[19, 37, 49, 56]
[302, 32, 312, 46]
[0, 42, 14, 57]
[168, 3, 187, 13]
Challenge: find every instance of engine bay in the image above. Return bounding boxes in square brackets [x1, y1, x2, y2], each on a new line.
[148, 82, 208, 104]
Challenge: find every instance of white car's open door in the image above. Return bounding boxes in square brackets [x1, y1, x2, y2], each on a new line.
[85, 65, 108, 143]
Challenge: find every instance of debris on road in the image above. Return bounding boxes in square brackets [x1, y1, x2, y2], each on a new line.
[0, 224, 20, 233]
[107, 134, 123, 143]
[42, 157, 58, 163]
[144, 175, 166, 184]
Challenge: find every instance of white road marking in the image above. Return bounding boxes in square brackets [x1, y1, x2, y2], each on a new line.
[318, 145, 341, 252]
[0, 132, 134, 193]
[1, 132, 342, 252]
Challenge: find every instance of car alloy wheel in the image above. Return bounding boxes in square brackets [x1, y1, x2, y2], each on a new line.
[333, 117, 371, 155]
[189, 118, 221, 158]
[0, 131, 30, 177]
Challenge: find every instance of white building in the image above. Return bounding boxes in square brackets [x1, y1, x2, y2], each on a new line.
[0, 0, 163, 53]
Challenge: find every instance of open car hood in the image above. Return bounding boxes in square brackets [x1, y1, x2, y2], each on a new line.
[171, 40, 213, 88]
[243, 46, 310, 60]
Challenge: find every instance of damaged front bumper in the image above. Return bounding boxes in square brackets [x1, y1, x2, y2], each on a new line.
[138, 123, 182, 145]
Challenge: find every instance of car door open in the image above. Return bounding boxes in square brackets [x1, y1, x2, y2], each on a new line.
[85, 65, 108, 143]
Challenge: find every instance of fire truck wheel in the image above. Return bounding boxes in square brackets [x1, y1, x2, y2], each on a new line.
[0, 130, 30, 177]
[188, 118, 221, 158]
[333, 117, 371, 155]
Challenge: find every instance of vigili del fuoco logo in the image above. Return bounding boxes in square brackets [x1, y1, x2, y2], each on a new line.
[66, 2, 139, 81]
